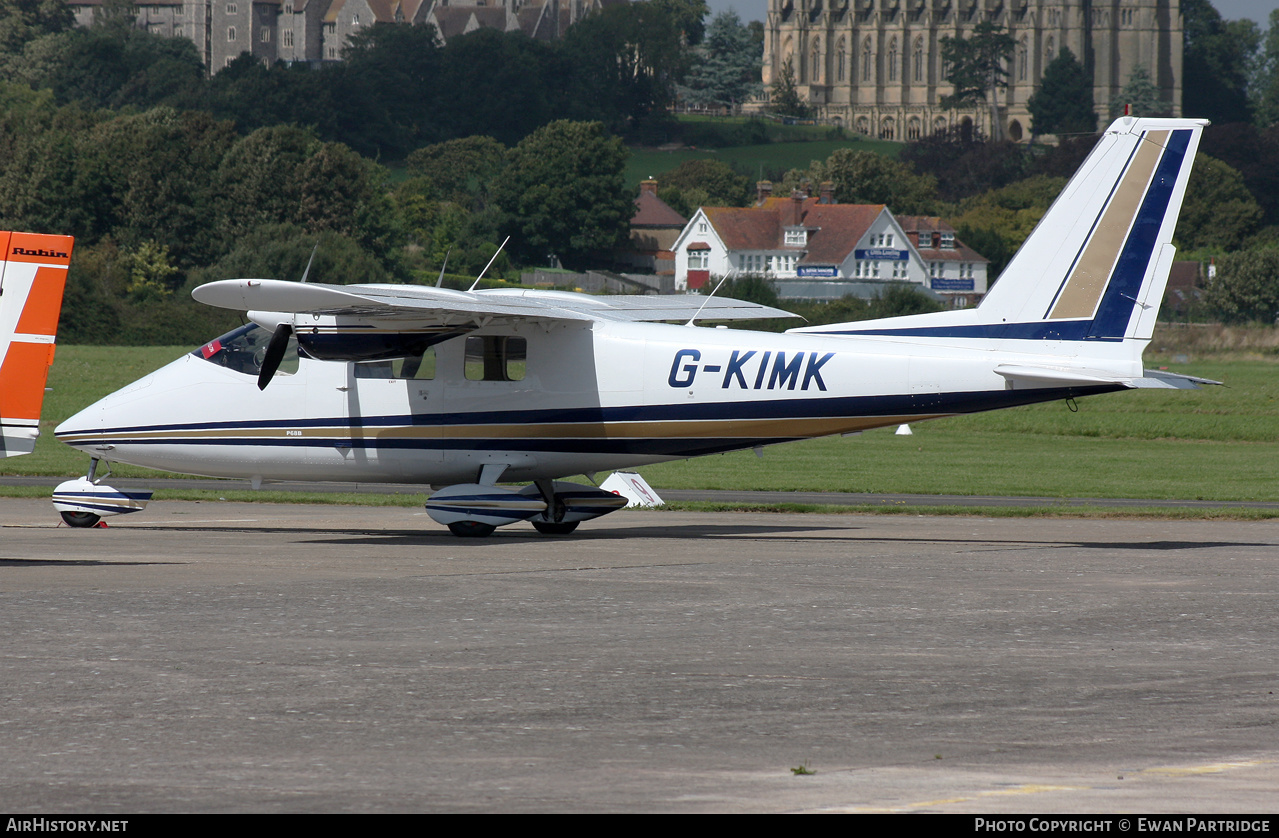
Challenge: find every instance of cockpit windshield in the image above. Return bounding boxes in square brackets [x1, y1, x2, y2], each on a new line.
[192, 324, 300, 377]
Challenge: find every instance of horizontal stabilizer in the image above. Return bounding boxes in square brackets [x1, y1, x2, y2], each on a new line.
[994, 364, 1127, 388]
[995, 364, 1222, 391]
[1132, 369, 1223, 390]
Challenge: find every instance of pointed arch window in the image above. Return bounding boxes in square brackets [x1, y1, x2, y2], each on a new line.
[887, 37, 898, 82]
[912, 36, 924, 83]
[812, 38, 822, 82]
[862, 37, 873, 82]
[1017, 36, 1028, 81]
[837, 38, 846, 82]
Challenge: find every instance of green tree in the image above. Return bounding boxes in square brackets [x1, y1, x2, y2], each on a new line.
[650, 0, 708, 46]
[0, 0, 72, 76]
[1175, 153, 1263, 252]
[1182, 0, 1257, 124]
[813, 149, 938, 215]
[1110, 66, 1170, 119]
[1204, 246, 1279, 323]
[678, 10, 762, 112]
[73, 106, 235, 267]
[950, 175, 1068, 252]
[868, 284, 944, 318]
[941, 22, 1015, 107]
[941, 22, 1015, 139]
[405, 135, 508, 210]
[434, 30, 559, 147]
[493, 120, 631, 268]
[123, 240, 178, 302]
[1027, 47, 1097, 136]
[1251, 9, 1279, 128]
[769, 56, 808, 117]
[655, 158, 750, 212]
[562, 2, 690, 130]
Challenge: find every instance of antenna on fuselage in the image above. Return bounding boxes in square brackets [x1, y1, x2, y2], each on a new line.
[435, 247, 452, 288]
[468, 236, 511, 292]
[685, 275, 730, 327]
[300, 242, 319, 283]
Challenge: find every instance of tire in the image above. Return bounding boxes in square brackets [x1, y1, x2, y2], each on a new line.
[532, 520, 579, 536]
[447, 521, 496, 538]
[60, 511, 101, 528]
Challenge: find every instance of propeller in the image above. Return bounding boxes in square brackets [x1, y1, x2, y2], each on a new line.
[258, 244, 317, 390]
[257, 323, 293, 390]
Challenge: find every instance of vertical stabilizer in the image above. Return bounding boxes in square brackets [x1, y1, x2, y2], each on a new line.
[0, 232, 74, 457]
[794, 117, 1207, 357]
[978, 116, 1205, 342]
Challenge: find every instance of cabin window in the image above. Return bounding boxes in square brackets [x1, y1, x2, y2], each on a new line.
[354, 347, 437, 380]
[464, 336, 526, 382]
[193, 324, 299, 377]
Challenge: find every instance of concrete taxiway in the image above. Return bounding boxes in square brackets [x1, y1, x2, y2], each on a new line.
[1, 498, 1276, 812]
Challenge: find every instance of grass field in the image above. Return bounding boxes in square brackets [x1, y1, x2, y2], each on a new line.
[7, 346, 1278, 509]
[625, 138, 903, 189]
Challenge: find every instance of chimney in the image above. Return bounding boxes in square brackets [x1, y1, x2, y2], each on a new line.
[782, 189, 803, 227]
[640, 178, 658, 197]
[819, 181, 834, 204]
[756, 180, 773, 205]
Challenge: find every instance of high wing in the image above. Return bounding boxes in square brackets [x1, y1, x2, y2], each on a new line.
[192, 279, 799, 324]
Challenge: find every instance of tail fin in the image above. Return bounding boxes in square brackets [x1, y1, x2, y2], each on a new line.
[978, 116, 1205, 342]
[0, 232, 74, 458]
[797, 117, 1207, 351]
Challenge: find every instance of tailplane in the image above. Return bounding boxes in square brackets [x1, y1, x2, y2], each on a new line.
[0, 232, 74, 457]
[796, 116, 1208, 355]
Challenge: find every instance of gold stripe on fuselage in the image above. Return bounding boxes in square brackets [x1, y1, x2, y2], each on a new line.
[58, 413, 945, 446]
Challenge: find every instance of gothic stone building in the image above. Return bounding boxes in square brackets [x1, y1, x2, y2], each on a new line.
[67, 0, 612, 71]
[762, 0, 1182, 141]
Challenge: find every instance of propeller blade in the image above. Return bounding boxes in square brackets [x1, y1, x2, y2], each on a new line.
[257, 323, 293, 391]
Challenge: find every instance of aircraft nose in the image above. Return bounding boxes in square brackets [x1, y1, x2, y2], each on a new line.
[55, 399, 108, 450]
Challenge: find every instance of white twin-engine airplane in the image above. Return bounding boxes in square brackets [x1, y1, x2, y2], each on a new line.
[51, 116, 1214, 536]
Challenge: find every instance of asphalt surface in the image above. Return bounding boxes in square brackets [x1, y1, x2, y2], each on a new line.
[1, 498, 1277, 813]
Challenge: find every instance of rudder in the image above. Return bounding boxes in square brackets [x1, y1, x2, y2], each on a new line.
[0, 232, 74, 457]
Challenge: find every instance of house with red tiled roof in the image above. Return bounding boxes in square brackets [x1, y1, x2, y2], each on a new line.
[896, 216, 990, 307]
[672, 183, 988, 305]
[618, 179, 687, 276]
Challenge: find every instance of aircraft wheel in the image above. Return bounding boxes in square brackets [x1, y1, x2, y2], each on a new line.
[60, 511, 101, 528]
[532, 520, 579, 536]
[447, 521, 497, 538]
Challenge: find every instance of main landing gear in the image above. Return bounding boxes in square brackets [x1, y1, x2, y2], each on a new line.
[424, 473, 625, 538]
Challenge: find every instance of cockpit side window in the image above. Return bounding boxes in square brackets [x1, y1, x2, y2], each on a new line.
[193, 324, 300, 377]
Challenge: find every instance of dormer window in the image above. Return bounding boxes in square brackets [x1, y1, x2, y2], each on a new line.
[940, 231, 955, 249]
[784, 228, 807, 246]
